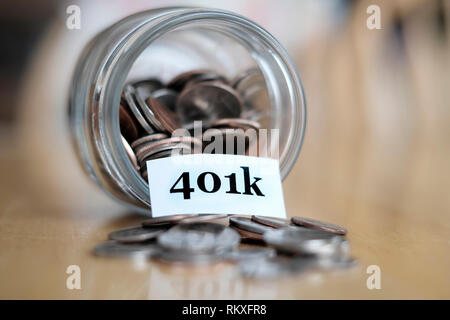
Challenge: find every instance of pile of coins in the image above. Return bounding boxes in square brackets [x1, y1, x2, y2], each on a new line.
[119, 69, 266, 179]
[94, 215, 356, 278]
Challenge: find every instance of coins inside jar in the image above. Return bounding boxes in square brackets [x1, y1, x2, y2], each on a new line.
[119, 69, 269, 180]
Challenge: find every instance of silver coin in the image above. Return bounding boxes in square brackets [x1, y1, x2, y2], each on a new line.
[134, 88, 166, 132]
[135, 136, 201, 160]
[178, 214, 228, 224]
[131, 133, 169, 149]
[263, 227, 345, 256]
[152, 88, 179, 111]
[158, 222, 240, 254]
[176, 81, 243, 124]
[138, 144, 191, 166]
[223, 247, 276, 262]
[93, 241, 160, 258]
[108, 226, 166, 243]
[123, 84, 155, 134]
[121, 136, 139, 171]
[291, 216, 347, 235]
[251, 215, 291, 229]
[142, 214, 195, 227]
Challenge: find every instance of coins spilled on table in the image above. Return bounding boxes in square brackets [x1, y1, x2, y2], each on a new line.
[94, 214, 355, 278]
[93, 69, 356, 278]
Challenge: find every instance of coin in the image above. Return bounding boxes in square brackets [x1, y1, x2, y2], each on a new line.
[223, 247, 276, 262]
[230, 225, 265, 241]
[134, 79, 163, 101]
[178, 214, 228, 224]
[108, 226, 167, 243]
[142, 148, 179, 163]
[121, 136, 139, 171]
[145, 97, 181, 133]
[138, 144, 191, 166]
[142, 214, 195, 226]
[152, 88, 178, 111]
[176, 81, 243, 124]
[291, 217, 347, 235]
[183, 71, 228, 90]
[134, 91, 166, 132]
[232, 68, 268, 110]
[229, 216, 274, 235]
[167, 69, 218, 91]
[93, 241, 160, 258]
[135, 136, 201, 160]
[231, 68, 262, 90]
[119, 104, 139, 142]
[263, 227, 344, 256]
[251, 215, 291, 229]
[202, 128, 248, 155]
[158, 222, 240, 254]
[123, 84, 155, 134]
[131, 133, 168, 149]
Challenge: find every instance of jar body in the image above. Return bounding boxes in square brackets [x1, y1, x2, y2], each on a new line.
[69, 7, 306, 214]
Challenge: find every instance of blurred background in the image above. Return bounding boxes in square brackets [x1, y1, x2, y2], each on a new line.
[1, 0, 449, 298]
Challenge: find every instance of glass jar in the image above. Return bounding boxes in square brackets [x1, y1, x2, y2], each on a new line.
[69, 7, 306, 214]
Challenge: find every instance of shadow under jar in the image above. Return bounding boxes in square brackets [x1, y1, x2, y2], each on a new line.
[69, 7, 306, 214]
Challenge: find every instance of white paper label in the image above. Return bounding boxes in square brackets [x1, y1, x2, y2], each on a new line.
[146, 154, 286, 218]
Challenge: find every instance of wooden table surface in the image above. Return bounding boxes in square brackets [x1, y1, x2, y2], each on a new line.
[1, 0, 450, 299]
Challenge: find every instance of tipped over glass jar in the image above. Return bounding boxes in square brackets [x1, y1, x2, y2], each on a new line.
[69, 7, 306, 214]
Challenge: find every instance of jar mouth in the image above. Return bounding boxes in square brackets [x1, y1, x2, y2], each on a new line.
[86, 8, 306, 212]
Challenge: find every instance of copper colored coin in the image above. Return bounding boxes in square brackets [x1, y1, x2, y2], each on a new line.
[251, 215, 290, 229]
[167, 69, 214, 91]
[119, 104, 139, 141]
[229, 216, 273, 235]
[179, 214, 228, 224]
[176, 81, 243, 124]
[230, 225, 264, 241]
[152, 88, 178, 111]
[131, 133, 169, 149]
[291, 217, 347, 235]
[146, 97, 181, 133]
[142, 214, 195, 227]
[183, 72, 228, 90]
